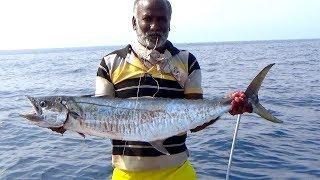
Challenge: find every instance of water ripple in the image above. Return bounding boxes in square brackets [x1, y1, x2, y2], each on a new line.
[1, 40, 320, 179]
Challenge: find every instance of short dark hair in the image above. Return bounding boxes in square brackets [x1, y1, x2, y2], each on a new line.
[133, 0, 172, 19]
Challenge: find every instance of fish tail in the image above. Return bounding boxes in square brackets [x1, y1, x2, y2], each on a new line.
[245, 63, 282, 123]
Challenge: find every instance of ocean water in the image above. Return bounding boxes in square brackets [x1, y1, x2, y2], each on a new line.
[0, 39, 319, 179]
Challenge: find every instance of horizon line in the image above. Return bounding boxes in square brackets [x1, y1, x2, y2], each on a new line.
[1, 37, 319, 52]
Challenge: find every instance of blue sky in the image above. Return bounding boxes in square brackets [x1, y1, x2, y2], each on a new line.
[0, 0, 319, 50]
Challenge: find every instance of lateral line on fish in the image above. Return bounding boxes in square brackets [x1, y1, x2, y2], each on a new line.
[21, 64, 282, 154]
[113, 142, 186, 148]
[75, 101, 161, 112]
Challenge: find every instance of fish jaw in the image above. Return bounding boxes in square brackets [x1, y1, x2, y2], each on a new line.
[21, 96, 69, 128]
[19, 113, 44, 122]
[26, 96, 43, 116]
[19, 113, 53, 128]
[20, 96, 45, 124]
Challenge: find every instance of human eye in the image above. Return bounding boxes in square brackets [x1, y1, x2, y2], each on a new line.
[143, 16, 152, 22]
[159, 16, 168, 23]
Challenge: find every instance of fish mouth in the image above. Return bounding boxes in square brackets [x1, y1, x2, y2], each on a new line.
[19, 113, 43, 122]
[19, 96, 43, 122]
[27, 96, 43, 115]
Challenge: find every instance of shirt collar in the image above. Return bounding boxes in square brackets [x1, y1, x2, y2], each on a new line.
[128, 41, 171, 64]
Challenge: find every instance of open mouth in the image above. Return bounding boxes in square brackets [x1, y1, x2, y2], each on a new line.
[27, 96, 43, 115]
[19, 96, 43, 122]
[19, 113, 43, 122]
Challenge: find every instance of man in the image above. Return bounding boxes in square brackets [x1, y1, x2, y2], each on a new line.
[95, 0, 252, 179]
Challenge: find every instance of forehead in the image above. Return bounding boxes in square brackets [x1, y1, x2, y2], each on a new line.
[137, 0, 169, 17]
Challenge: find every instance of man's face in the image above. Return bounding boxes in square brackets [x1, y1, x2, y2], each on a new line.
[133, 0, 170, 49]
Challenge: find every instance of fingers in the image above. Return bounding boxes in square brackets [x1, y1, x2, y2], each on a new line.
[244, 101, 253, 113]
[229, 91, 253, 115]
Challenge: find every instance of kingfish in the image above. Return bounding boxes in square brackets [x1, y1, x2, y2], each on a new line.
[20, 64, 282, 154]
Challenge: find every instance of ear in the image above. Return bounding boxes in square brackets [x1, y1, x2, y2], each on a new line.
[132, 16, 137, 30]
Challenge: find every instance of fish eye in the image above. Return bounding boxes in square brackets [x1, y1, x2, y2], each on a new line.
[39, 101, 46, 107]
[61, 100, 67, 105]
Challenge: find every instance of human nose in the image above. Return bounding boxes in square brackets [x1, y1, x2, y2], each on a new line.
[150, 20, 160, 31]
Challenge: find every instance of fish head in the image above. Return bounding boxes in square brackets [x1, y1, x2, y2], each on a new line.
[20, 96, 70, 128]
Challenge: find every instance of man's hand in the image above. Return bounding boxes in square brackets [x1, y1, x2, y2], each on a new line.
[229, 91, 253, 115]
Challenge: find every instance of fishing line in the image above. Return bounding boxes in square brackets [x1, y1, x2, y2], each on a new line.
[122, 140, 128, 156]
[226, 114, 242, 180]
[123, 37, 161, 155]
[150, 75, 160, 98]
[136, 76, 143, 100]
[138, 38, 158, 95]
[136, 37, 161, 99]
[127, 70, 144, 156]
[150, 37, 161, 97]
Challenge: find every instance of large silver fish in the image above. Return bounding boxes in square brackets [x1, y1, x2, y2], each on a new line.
[20, 64, 282, 154]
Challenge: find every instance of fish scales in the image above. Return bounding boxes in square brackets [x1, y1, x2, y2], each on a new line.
[74, 97, 229, 141]
[21, 64, 282, 146]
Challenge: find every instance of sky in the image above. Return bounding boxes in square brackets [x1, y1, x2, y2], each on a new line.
[0, 0, 319, 50]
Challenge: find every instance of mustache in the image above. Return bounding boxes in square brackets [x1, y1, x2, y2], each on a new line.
[145, 32, 166, 37]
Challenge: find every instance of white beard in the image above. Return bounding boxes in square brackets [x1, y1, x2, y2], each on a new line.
[135, 22, 169, 49]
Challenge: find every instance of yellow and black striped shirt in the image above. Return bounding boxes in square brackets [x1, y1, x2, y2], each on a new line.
[95, 41, 202, 171]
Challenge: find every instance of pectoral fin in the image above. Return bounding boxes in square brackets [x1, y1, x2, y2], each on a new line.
[149, 140, 170, 155]
[68, 112, 87, 138]
[77, 132, 86, 138]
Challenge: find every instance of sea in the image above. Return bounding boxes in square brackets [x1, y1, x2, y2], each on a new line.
[0, 39, 319, 179]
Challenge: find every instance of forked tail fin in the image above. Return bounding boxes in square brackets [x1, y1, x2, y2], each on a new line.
[245, 63, 282, 123]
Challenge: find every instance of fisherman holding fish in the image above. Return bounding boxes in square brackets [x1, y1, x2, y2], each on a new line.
[95, 0, 252, 179]
[20, 0, 281, 179]
[20, 0, 282, 179]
